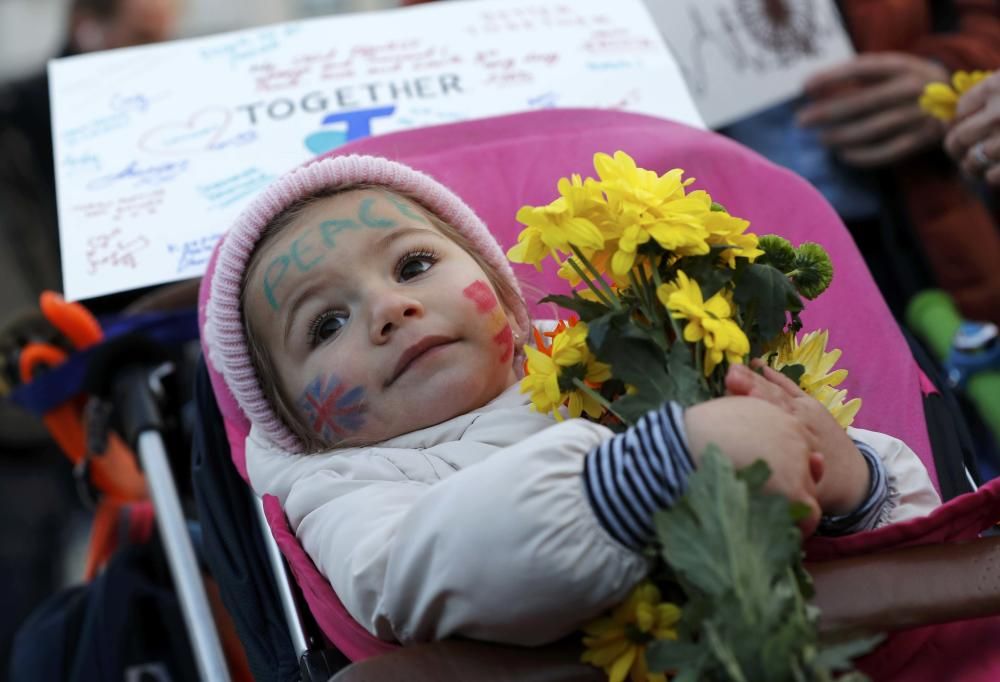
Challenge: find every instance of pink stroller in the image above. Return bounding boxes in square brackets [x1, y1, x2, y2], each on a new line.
[196, 108, 1000, 680]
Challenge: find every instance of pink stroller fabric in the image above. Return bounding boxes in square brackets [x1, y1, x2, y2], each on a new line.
[198, 109, 1000, 677]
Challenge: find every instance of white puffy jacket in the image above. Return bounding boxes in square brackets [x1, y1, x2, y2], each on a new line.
[245, 382, 941, 645]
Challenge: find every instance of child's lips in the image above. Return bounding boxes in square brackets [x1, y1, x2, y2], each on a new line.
[386, 335, 457, 386]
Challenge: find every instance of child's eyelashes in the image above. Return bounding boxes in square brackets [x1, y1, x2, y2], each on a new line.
[309, 310, 349, 347]
[396, 248, 438, 281]
[306, 248, 437, 348]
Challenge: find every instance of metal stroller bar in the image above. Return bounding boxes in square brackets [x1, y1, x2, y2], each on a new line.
[254, 495, 344, 681]
[255, 494, 311, 659]
[140, 429, 231, 682]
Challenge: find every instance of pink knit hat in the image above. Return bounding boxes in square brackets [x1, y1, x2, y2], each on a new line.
[203, 154, 531, 452]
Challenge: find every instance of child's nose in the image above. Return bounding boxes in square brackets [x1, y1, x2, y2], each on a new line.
[370, 291, 423, 343]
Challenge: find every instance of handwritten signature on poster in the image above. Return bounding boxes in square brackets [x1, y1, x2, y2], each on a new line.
[86, 227, 151, 275]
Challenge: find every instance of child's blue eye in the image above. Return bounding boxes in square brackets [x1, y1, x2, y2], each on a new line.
[397, 250, 437, 281]
[309, 311, 348, 346]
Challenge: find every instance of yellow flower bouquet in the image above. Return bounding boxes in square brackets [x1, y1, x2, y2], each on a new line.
[509, 150, 856, 430]
[507, 152, 875, 681]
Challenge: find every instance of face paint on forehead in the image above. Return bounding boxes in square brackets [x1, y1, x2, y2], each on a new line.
[463, 280, 514, 365]
[259, 193, 426, 312]
[298, 372, 367, 443]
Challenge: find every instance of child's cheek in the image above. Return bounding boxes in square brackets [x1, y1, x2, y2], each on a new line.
[462, 280, 513, 364]
[297, 372, 367, 442]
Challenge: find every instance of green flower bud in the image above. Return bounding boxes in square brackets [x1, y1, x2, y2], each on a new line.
[757, 235, 796, 273]
[792, 242, 833, 299]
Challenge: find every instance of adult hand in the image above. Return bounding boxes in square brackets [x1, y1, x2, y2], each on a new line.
[797, 53, 949, 168]
[944, 71, 1000, 186]
[725, 362, 871, 517]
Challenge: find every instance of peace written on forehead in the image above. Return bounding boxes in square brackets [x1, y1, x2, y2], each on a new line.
[261, 193, 428, 311]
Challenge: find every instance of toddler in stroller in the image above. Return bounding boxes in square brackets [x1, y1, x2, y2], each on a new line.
[197, 107, 955, 675]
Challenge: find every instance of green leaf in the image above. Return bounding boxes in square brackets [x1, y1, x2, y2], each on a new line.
[814, 635, 883, 673]
[653, 447, 760, 597]
[778, 363, 806, 386]
[665, 339, 711, 406]
[734, 263, 803, 342]
[595, 336, 670, 394]
[651, 446, 861, 680]
[538, 293, 609, 322]
[583, 311, 629, 355]
[645, 639, 707, 674]
[736, 459, 771, 492]
[607, 391, 664, 425]
[672, 252, 734, 299]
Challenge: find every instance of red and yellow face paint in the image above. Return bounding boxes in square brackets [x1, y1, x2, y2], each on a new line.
[463, 280, 514, 364]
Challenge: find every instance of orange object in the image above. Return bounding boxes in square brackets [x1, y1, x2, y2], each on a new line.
[20, 292, 148, 578]
[39, 291, 103, 349]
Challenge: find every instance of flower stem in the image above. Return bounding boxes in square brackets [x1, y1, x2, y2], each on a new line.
[638, 263, 663, 326]
[571, 245, 620, 307]
[628, 270, 652, 321]
[567, 258, 614, 308]
[572, 378, 632, 426]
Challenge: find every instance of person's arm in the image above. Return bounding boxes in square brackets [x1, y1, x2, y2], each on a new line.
[283, 418, 649, 646]
[845, 426, 942, 526]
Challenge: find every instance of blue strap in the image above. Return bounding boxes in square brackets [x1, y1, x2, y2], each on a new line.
[8, 309, 200, 416]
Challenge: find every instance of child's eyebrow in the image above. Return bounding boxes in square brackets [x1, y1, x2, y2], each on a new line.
[281, 225, 445, 345]
[282, 278, 332, 346]
[372, 225, 443, 255]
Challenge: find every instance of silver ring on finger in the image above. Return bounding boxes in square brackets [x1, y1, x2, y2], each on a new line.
[972, 142, 993, 171]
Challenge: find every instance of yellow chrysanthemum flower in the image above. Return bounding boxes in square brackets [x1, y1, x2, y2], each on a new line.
[767, 329, 862, 428]
[582, 581, 681, 682]
[703, 210, 765, 267]
[657, 272, 749, 376]
[590, 152, 710, 278]
[919, 70, 993, 121]
[521, 321, 611, 420]
[813, 384, 863, 429]
[594, 151, 691, 210]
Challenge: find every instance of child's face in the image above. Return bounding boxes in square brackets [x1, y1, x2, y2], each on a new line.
[244, 189, 519, 448]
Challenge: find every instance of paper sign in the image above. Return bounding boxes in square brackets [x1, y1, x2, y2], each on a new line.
[48, 0, 703, 301]
[644, 0, 855, 128]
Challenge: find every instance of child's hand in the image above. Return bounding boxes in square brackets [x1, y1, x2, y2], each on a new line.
[684, 395, 823, 535]
[725, 362, 871, 516]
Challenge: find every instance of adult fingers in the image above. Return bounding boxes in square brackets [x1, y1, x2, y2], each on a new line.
[820, 104, 926, 148]
[838, 118, 941, 167]
[945, 102, 1000, 161]
[960, 135, 1000, 178]
[804, 53, 914, 94]
[987, 162, 1000, 188]
[798, 76, 924, 127]
[954, 72, 1000, 121]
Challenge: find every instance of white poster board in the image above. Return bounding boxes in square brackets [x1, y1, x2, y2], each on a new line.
[644, 0, 855, 128]
[49, 0, 703, 301]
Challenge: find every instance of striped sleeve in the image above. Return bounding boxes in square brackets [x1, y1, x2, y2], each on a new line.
[582, 402, 694, 550]
[816, 439, 890, 536]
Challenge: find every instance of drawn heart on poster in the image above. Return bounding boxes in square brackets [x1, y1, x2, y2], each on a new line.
[139, 108, 231, 155]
